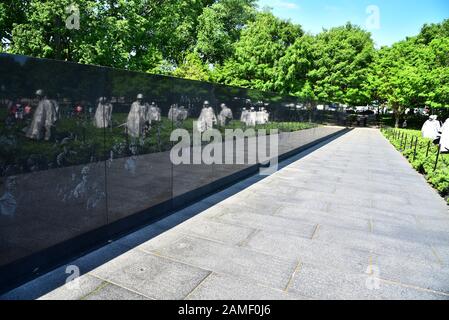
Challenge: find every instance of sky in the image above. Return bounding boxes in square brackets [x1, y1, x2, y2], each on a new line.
[257, 0, 449, 47]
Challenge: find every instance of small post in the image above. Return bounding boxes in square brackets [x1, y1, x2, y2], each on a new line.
[426, 140, 431, 157]
[434, 145, 441, 171]
[410, 136, 414, 149]
[413, 138, 418, 160]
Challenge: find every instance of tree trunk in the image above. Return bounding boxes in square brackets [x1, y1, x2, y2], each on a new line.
[395, 116, 400, 128]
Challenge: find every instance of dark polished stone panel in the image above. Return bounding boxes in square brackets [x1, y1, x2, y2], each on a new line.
[0, 54, 108, 269]
[0, 53, 347, 292]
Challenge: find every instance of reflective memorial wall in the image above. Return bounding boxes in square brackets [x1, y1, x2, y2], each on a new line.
[0, 53, 346, 290]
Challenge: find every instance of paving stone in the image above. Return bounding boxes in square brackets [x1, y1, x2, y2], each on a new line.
[37, 274, 105, 300]
[173, 218, 255, 245]
[214, 211, 317, 238]
[186, 273, 307, 300]
[276, 206, 370, 232]
[90, 249, 210, 299]
[289, 262, 449, 300]
[372, 253, 449, 294]
[83, 282, 151, 300]
[243, 230, 371, 274]
[153, 236, 298, 290]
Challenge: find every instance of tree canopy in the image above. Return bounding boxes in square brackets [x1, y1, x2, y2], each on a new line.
[1, 0, 448, 122]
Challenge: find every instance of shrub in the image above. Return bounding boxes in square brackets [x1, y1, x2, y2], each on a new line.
[382, 127, 449, 200]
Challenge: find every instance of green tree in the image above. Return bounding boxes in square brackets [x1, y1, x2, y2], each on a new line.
[6, 0, 213, 70]
[213, 11, 302, 91]
[275, 23, 374, 108]
[424, 37, 449, 108]
[195, 0, 256, 65]
[0, 0, 30, 51]
[372, 40, 429, 127]
[172, 51, 211, 81]
[417, 19, 449, 45]
[309, 23, 375, 106]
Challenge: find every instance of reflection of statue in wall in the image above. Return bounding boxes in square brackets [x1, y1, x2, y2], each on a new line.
[177, 106, 188, 122]
[127, 94, 148, 138]
[0, 176, 17, 217]
[51, 99, 60, 119]
[256, 107, 269, 125]
[146, 101, 161, 124]
[246, 107, 257, 127]
[168, 104, 188, 126]
[240, 107, 249, 126]
[218, 103, 233, 126]
[26, 89, 58, 141]
[94, 97, 113, 128]
[168, 104, 178, 121]
[56, 145, 77, 167]
[197, 101, 217, 133]
[7, 100, 24, 123]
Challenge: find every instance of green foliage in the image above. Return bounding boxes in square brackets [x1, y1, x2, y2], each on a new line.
[172, 52, 211, 81]
[6, 0, 214, 70]
[417, 19, 449, 45]
[213, 11, 302, 91]
[370, 19, 449, 127]
[382, 128, 449, 198]
[275, 23, 375, 107]
[195, 0, 256, 64]
[2, 2, 448, 115]
[310, 23, 375, 106]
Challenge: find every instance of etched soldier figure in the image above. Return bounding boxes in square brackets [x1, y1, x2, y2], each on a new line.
[197, 100, 217, 133]
[94, 97, 113, 128]
[127, 94, 148, 138]
[0, 176, 17, 217]
[218, 103, 233, 126]
[26, 89, 57, 141]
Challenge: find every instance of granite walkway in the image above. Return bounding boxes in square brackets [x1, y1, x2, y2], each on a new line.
[3, 128, 449, 300]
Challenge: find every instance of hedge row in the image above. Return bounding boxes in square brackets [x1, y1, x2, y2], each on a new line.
[382, 128, 449, 204]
